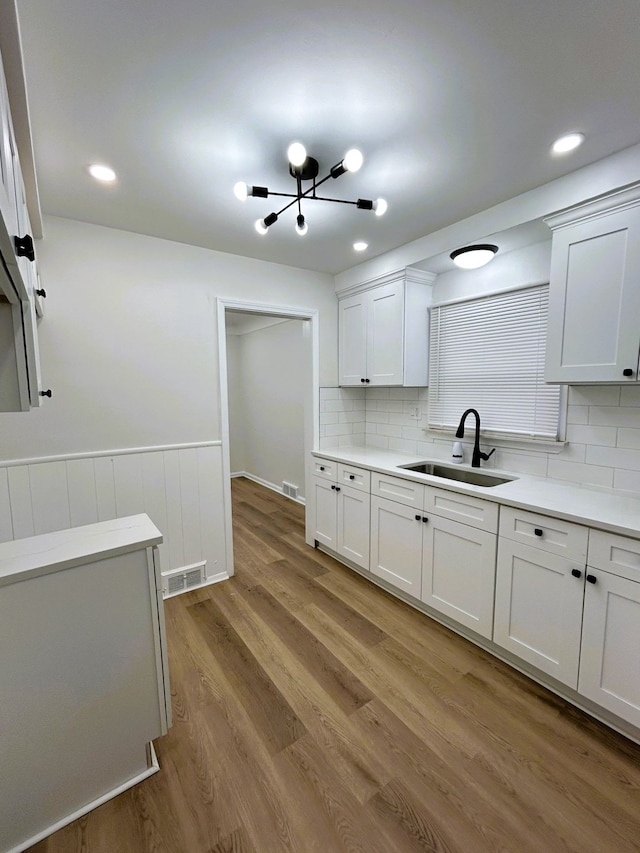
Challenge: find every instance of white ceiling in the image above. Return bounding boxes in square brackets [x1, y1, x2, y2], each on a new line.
[15, 0, 640, 275]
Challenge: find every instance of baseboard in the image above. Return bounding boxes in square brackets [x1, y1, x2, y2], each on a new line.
[7, 743, 160, 853]
[230, 470, 306, 505]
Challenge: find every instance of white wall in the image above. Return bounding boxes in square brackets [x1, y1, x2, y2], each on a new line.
[228, 319, 309, 498]
[0, 216, 336, 576]
[0, 216, 336, 461]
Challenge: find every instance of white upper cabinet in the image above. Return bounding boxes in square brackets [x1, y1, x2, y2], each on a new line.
[338, 270, 433, 387]
[545, 182, 640, 384]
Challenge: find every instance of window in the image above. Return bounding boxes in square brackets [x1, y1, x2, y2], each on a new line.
[428, 283, 561, 439]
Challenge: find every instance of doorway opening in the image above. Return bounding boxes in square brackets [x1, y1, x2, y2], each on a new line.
[217, 299, 319, 575]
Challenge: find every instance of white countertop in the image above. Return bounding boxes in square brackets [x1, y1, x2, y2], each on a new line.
[0, 513, 163, 587]
[313, 446, 640, 539]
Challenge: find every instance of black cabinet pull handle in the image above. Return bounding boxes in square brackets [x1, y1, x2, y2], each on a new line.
[586, 574, 597, 584]
[14, 234, 35, 262]
[571, 568, 582, 578]
[534, 528, 543, 537]
[39, 389, 52, 398]
[35, 288, 47, 298]
[623, 368, 634, 377]
[422, 516, 429, 522]
[415, 514, 421, 521]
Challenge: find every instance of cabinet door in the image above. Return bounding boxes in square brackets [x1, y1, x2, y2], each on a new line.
[493, 539, 584, 687]
[370, 495, 423, 597]
[421, 515, 496, 639]
[312, 477, 337, 550]
[0, 61, 18, 265]
[545, 204, 640, 383]
[339, 292, 367, 386]
[366, 282, 404, 385]
[579, 571, 640, 728]
[337, 485, 370, 571]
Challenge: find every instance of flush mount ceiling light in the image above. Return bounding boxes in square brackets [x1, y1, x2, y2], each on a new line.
[551, 132, 585, 155]
[88, 163, 116, 182]
[450, 244, 498, 269]
[353, 241, 368, 251]
[234, 143, 387, 236]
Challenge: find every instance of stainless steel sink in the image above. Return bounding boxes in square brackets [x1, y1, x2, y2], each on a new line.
[397, 461, 516, 488]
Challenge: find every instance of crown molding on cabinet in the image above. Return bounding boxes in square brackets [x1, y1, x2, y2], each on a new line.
[335, 266, 436, 299]
[544, 180, 640, 231]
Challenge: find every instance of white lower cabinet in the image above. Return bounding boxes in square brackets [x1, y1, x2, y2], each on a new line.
[578, 530, 640, 728]
[422, 514, 496, 639]
[370, 495, 424, 597]
[493, 539, 585, 687]
[312, 473, 370, 570]
[370, 483, 497, 637]
[312, 454, 640, 738]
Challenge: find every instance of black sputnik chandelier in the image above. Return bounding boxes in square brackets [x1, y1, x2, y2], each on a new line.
[233, 142, 388, 236]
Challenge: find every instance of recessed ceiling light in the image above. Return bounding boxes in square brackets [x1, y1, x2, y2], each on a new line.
[353, 241, 368, 252]
[551, 133, 585, 155]
[88, 163, 116, 182]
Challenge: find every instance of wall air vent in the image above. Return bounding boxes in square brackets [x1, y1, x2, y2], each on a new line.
[163, 562, 206, 597]
[282, 481, 299, 500]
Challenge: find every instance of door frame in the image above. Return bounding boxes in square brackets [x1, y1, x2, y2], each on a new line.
[216, 298, 319, 575]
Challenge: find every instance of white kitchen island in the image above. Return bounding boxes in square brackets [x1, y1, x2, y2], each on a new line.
[0, 514, 171, 853]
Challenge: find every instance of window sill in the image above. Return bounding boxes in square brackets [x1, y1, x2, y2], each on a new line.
[423, 428, 568, 455]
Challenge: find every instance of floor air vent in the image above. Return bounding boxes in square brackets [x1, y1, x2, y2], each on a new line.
[282, 481, 299, 500]
[164, 563, 206, 597]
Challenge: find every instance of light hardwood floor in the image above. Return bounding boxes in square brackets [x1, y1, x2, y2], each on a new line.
[31, 477, 640, 852]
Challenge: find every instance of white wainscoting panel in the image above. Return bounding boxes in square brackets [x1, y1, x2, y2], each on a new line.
[0, 443, 227, 582]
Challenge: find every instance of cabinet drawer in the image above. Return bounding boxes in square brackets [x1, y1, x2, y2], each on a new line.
[313, 458, 337, 481]
[337, 463, 370, 493]
[499, 506, 588, 561]
[370, 472, 425, 509]
[588, 529, 640, 582]
[425, 487, 498, 533]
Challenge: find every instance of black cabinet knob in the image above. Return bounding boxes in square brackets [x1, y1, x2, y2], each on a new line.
[14, 234, 35, 262]
[623, 368, 634, 377]
[349, 474, 355, 480]
[571, 568, 582, 578]
[365, 378, 370, 383]
[335, 486, 341, 492]
[586, 574, 597, 584]
[35, 288, 47, 298]
[39, 389, 52, 398]
[534, 528, 543, 537]
[331, 484, 336, 490]
[415, 514, 421, 521]
[360, 378, 365, 383]
[319, 466, 325, 471]
[422, 516, 429, 522]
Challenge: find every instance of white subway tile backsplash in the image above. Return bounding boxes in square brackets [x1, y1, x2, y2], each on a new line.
[319, 384, 640, 497]
[565, 424, 617, 446]
[546, 459, 614, 489]
[589, 406, 640, 427]
[568, 386, 621, 406]
[586, 445, 640, 471]
[620, 386, 640, 407]
[617, 428, 640, 449]
[567, 405, 589, 425]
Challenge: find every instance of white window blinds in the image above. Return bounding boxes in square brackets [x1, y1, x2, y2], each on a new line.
[428, 284, 561, 439]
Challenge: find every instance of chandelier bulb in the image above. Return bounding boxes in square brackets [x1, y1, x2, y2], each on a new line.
[373, 198, 388, 216]
[255, 218, 269, 235]
[343, 148, 364, 173]
[234, 181, 249, 201]
[295, 214, 308, 236]
[287, 142, 307, 167]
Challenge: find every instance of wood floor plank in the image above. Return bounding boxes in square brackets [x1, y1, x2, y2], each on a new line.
[29, 478, 640, 852]
[188, 597, 307, 754]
